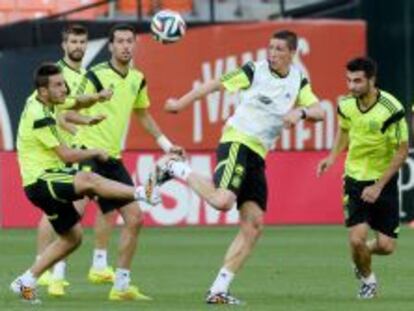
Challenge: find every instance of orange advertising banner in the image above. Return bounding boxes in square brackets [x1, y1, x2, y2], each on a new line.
[127, 20, 365, 151]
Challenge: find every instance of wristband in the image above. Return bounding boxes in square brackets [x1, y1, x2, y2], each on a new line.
[156, 135, 173, 153]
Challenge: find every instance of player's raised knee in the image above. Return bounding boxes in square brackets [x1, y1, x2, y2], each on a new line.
[349, 235, 366, 249]
[74, 171, 100, 195]
[210, 190, 235, 211]
[377, 239, 395, 255]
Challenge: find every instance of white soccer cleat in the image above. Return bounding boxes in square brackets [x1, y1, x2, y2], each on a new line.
[135, 176, 162, 206]
[357, 281, 377, 299]
[10, 277, 21, 294]
[205, 291, 244, 305]
[10, 277, 41, 304]
[154, 153, 185, 185]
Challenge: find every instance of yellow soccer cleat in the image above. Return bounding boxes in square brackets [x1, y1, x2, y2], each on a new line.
[108, 285, 152, 301]
[88, 266, 115, 284]
[48, 279, 65, 297]
[37, 270, 52, 286]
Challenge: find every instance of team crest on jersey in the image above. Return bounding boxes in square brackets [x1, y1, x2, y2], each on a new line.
[368, 120, 380, 132]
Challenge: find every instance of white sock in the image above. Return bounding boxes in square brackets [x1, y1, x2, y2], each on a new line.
[170, 161, 192, 181]
[134, 186, 145, 201]
[114, 268, 130, 291]
[92, 249, 108, 270]
[362, 273, 376, 284]
[209, 267, 235, 294]
[52, 261, 66, 280]
[21, 270, 37, 287]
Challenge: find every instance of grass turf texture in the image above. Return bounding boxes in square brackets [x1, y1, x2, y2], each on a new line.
[1, 225, 413, 310]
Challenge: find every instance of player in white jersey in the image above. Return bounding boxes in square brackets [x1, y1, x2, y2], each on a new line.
[161, 30, 325, 304]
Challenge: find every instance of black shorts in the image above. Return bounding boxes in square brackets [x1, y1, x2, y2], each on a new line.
[344, 175, 400, 238]
[24, 168, 83, 235]
[213, 142, 267, 211]
[80, 157, 135, 214]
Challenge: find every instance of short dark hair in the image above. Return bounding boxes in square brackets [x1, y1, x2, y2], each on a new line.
[34, 62, 62, 89]
[62, 24, 88, 41]
[346, 57, 377, 79]
[109, 23, 136, 42]
[272, 30, 298, 51]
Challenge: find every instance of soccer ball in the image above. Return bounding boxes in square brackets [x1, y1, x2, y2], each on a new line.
[150, 10, 186, 44]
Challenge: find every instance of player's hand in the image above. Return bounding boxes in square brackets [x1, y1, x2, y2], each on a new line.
[165, 98, 181, 113]
[317, 157, 334, 177]
[361, 184, 383, 203]
[283, 109, 302, 128]
[88, 114, 106, 125]
[95, 149, 109, 162]
[98, 89, 113, 102]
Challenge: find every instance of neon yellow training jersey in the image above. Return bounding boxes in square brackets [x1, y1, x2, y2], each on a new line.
[220, 60, 318, 158]
[17, 96, 64, 186]
[56, 59, 87, 144]
[75, 61, 150, 158]
[27, 60, 86, 145]
[338, 90, 408, 181]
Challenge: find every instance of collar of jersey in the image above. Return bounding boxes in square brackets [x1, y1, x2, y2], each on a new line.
[60, 59, 83, 74]
[356, 89, 381, 114]
[108, 61, 129, 79]
[35, 96, 55, 113]
[267, 61, 289, 79]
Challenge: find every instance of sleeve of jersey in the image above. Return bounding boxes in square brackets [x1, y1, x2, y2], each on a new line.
[383, 110, 409, 145]
[59, 99, 76, 110]
[220, 62, 254, 93]
[32, 117, 61, 149]
[134, 79, 150, 109]
[78, 71, 101, 95]
[337, 103, 351, 130]
[296, 78, 319, 107]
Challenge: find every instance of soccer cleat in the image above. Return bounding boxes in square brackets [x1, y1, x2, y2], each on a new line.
[205, 291, 243, 305]
[21, 285, 40, 303]
[140, 175, 162, 206]
[10, 278, 41, 304]
[108, 285, 152, 301]
[88, 266, 115, 284]
[357, 281, 377, 299]
[10, 277, 22, 294]
[154, 153, 188, 185]
[154, 155, 176, 185]
[48, 279, 65, 297]
[37, 270, 52, 286]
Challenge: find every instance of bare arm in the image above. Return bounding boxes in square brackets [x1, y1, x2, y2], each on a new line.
[57, 111, 106, 135]
[360, 142, 408, 203]
[283, 102, 325, 128]
[135, 108, 163, 139]
[54, 144, 108, 164]
[135, 108, 184, 154]
[303, 102, 325, 121]
[165, 79, 223, 113]
[377, 142, 409, 189]
[71, 89, 113, 110]
[317, 127, 349, 176]
[60, 110, 106, 126]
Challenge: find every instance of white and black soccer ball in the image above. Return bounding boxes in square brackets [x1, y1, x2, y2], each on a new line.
[150, 10, 186, 44]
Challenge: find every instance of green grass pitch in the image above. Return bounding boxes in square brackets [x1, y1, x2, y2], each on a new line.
[1, 225, 414, 310]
